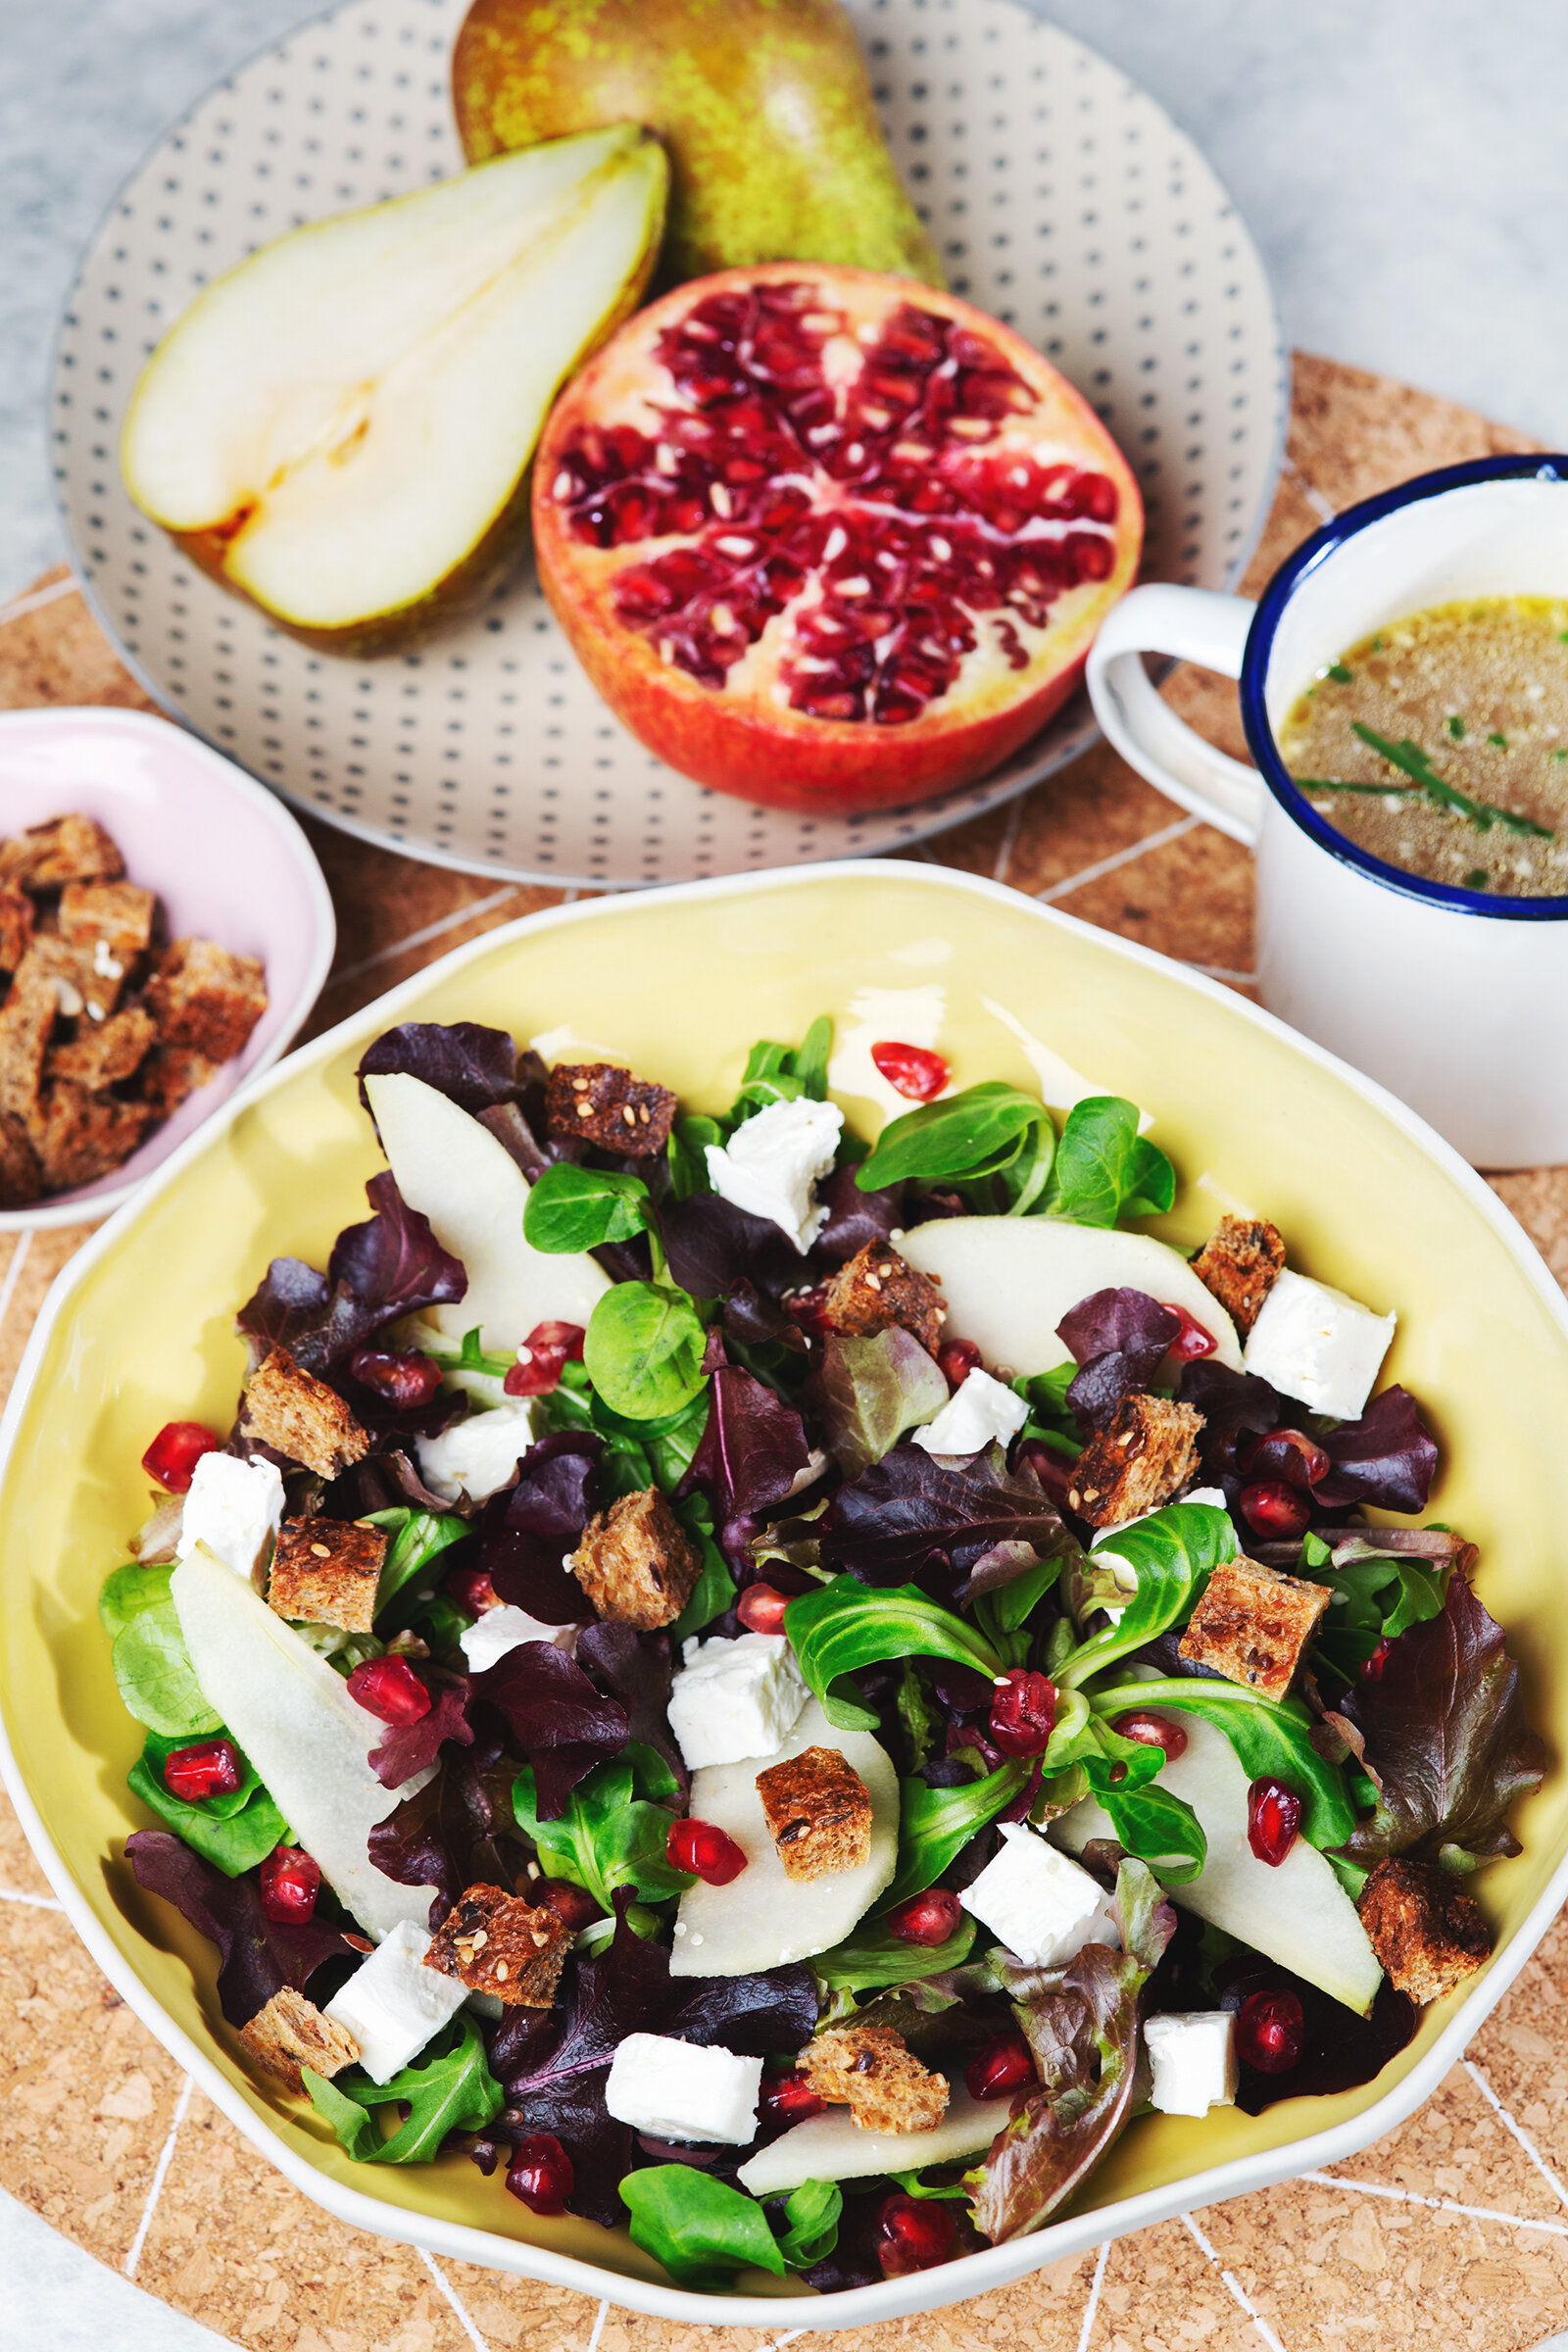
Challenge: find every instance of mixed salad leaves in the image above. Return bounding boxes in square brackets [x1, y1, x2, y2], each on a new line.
[105, 1013, 1545, 2292]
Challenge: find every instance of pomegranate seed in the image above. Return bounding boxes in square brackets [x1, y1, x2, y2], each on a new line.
[1242, 1427, 1332, 1489]
[534, 1879, 602, 1934]
[736, 1584, 790, 1636]
[989, 1667, 1057, 1758]
[885, 1887, 964, 1946]
[1236, 1987, 1305, 2075]
[163, 1738, 242, 1802]
[1362, 1638, 1394, 1683]
[784, 1284, 833, 1337]
[505, 1321, 587, 1398]
[876, 2193, 956, 2276]
[445, 1563, 503, 1617]
[506, 2133, 574, 2216]
[965, 2034, 1036, 2101]
[142, 1420, 220, 1494]
[345, 1655, 431, 1725]
[1161, 1304, 1217, 1364]
[870, 1040, 950, 1102]
[1110, 1709, 1188, 1759]
[760, 2070, 826, 2126]
[1238, 1480, 1311, 1540]
[1248, 1777, 1302, 1867]
[259, 1844, 320, 1924]
[347, 1348, 443, 1410]
[666, 1817, 748, 1885]
[937, 1337, 983, 1392]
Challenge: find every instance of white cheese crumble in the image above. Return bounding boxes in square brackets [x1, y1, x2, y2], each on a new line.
[704, 1096, 844, 1253]
[174, 1451, 284, 1584]
[604, 2034, 762, 2144]
[1144, 2011, 1240, 2118]
[416, 1400, 536, 1504]
[666, 1631, 808, 1770]
[913, 1366, 1029, 1456]
[962, 1824, 1119, 1967]
[1243, 1268, 1396, 1419]
[321, 1919, 468, 2085]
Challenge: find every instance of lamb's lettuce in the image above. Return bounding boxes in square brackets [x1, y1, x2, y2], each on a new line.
[785, 1577, 1004, 1732]
[583, 1281, 707, 1421]
[619, 2166, 787, 2287]
[1088, 1677, 1357, 1850]
[1055, 1503, 1237, 1689]
[1041, 1097, 1175, 1226]
[513, 1754, 692, 1911]
[107, 1564, 221, 1739]
[810, 1909, 977, 1991]
[128, 1730, 286, 1877]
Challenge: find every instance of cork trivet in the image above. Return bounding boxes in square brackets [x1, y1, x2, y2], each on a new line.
[2, 353, 1566, 2352]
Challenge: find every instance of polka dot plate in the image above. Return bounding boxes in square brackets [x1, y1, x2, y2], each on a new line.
[51, 0, 1286, 887]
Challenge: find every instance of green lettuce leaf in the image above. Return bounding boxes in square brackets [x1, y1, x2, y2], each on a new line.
[304, 2014, 501, 2165]
[1056, 1503, 1238, 1689]
[618, 2166, 786, 2288]
[785, 1577, 1003, 1733]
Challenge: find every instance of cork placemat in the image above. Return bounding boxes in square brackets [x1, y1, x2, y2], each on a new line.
[4, 351, 1568, 2352]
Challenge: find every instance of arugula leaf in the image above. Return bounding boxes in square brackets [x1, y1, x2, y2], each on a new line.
[1089, 1676, 1357, 1849]
[360, 1506, 469, 1624]
[811, 1909, 976, 1990]
[785, 1577, 1003, 1732]
[584, 1282, 708, 1422]
[513, 1756, 691, 1910]
[1055, 1503, 1237, 1689]
[112, 1596, 222, 1739]
[100, 1562, 175, 1640]
[128, 1731, 287, 1877]
[883, 1758, 1028, 1909]
[1042, 1097, 1174, 1227]
[855, 1081, 1054, 1212]
[777, 2179, 842, 2268]
[524, 1164, 656, 1254]
[619, 2166, 786, 2288]
[304, 2015, 502, 2165]
[804, 1328, 949, 1477]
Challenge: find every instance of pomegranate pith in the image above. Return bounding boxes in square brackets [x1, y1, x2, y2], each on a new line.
[871, 1040, 950, 1102]
[533, 265, 1143, 814]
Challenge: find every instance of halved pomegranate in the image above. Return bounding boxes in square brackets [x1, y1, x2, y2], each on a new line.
[533, 265, 1143, 814]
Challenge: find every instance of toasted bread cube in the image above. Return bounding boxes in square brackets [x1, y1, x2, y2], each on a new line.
[269, 1515, 387, 1631]
[48, 1004, 156, 1091]
[139, 1043, 219, 1119]
[0, 887, 33, 974]
[145, 936, 269, 1063]
[58, 878, 157, 959]
[799, 2025, 949, 2133]
[425, 1884, 571, 2008]
[820, 1241, 946, 1354]
[756, 1744, 873, 1881]
[569, 1486, 701, 1630]
[0, 813, 124, 891]
[1191, 1215, 1287, 1338]
[544, 1060, 678, 1157]
[1177, 1553, 1330, 1699]
[25, 1082, 152, 1191]
[244, 1345, 370, 1480]
[28, 929, 124, 1021]
[0, 956, 59, 1120]
[1067, 1393, 1203, 1527]
[0, 1111, 40, 1207]
[1357, 1857, 1492, 2004]
[239, 1985, 360, 2093]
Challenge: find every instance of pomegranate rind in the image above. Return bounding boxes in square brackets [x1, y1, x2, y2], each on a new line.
[534, 263, 1143, 815]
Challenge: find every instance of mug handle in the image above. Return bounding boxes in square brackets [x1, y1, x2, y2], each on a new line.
[1086, 584, 1262, 846]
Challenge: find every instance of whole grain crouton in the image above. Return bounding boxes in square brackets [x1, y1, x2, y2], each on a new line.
[58, 877, 157, 959]
[544, 1061, 678, 1157]
[0, 1111, 40, 1207]
[145, 936, 269, 1062]
[243, 1345, 370, 1480]
[269, 1516, 388, 1632]
[1357, 1857, 1492, 2003]
[0, 886, 33, 973]
[139, 1044, 220, 1119]
[48, 1004, 156, 1091]
[0, 813, 124, 891]
[1067, 1393, 1203, 1526]
[756, 1745, 873, 1881]
[799, 2025, 949, 2133]
[25, 1082, 152, 1191]
[239, 1985, 360, 2092]
[1191, 1215, 1287, 1337]
[568, 1486, 701, 1630]
[1177, 1553, 1329, 1700]
[819, 1241, 946, 1355]
[0, 955, 58, 1120]
[28, 929, 124, 1022]
[425, 1884, 571, 2007]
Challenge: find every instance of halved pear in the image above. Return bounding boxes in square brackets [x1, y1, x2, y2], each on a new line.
[121, 126, 667, 652]
[737, 2085, 999, 2197]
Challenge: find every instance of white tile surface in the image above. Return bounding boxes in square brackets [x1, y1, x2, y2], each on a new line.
[0, 2187, 236, 2350]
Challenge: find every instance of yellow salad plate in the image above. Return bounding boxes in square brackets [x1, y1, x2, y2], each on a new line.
[1, 860, 1564, 2328]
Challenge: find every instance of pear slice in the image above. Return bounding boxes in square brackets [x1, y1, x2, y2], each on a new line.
[1054, 1703, 1383, 2016]
[900, 1217, 1243, 1377]
[121, 126, 667, 651]
[737, 2085, 999, 2197]
[365, 1071, 608, 1357]
[170, 1544, 436, 1940]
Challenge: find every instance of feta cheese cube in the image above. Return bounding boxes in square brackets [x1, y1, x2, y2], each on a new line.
[175, 1451, 284, 1583]
[1143, 2010, 1239, 2118]
[604, 2033, 762, 2144]
[962, 1824, 1119, 1966]
[704, 1096, 844, 1253]
[459, 1604, 578, 1674]
[416, 1401, 536, 1504]
[912, 1366, 1029, 1457]
[666, 1632, 808, 1770]
[1243, 1268, 1396, 1419]
[321, 1919, 469, 2085]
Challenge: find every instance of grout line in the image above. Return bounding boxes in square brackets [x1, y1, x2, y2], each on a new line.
[0, 1229, 34, 1341]
[418, 2248, 492, 2352]
[760, 2332, 808, 2352]
[1181, 2212, 1288, 2352]
[1299, 2167, 1568, 2240]
[122, 2072, 194, 2279]
[1035, 813, 1200, 906]
[0, 575, 79, 629]
[1462, 2057, 1568, 2211]
[992, 793, 1027, 886]
[0, 1884, 64, 1909]
[1074, 2238, 1110, 2352]
[584, 2297, 610, 2352]
[1282, 456, 1339, 530]
[323, 885, 522, 992]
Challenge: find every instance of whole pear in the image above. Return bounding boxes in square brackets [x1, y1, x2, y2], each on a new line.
[452, 0, 944, 288]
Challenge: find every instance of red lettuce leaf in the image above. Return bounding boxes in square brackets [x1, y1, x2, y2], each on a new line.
[1336, 1570, 1546, 1864]
[1059, 1289, 1182, 1430]
[574, 1620, 687, 1799]
[1176, 1357, 1288, 1481]
[357, 1021, 542, 1118]
[1313, 1387, 1439, 1513]
[810, 1161, 905, 1267]
[803, 1326, 950, 1478]
[470, 1640, 628, 1818]
[367, 1675, 474, 1790]
[367, 1739, 526, 1929]
[125, 1829, 352, 2026]
[822, 1441, 1067, 1591]
[680, 1364, 809, 1565]
[482, 1432, 603, 1624]
[662, 1194, 800, 1304]
[235, 1174, 466, 1378]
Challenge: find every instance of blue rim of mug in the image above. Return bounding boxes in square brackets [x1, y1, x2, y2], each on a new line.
[1240, 453, 1568, 921]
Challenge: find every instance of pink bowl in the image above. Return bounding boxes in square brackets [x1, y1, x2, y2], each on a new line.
[0, 706, 335, 1227]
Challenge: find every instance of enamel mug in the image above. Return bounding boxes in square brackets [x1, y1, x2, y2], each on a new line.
[1086, 455, 1568, 1167]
